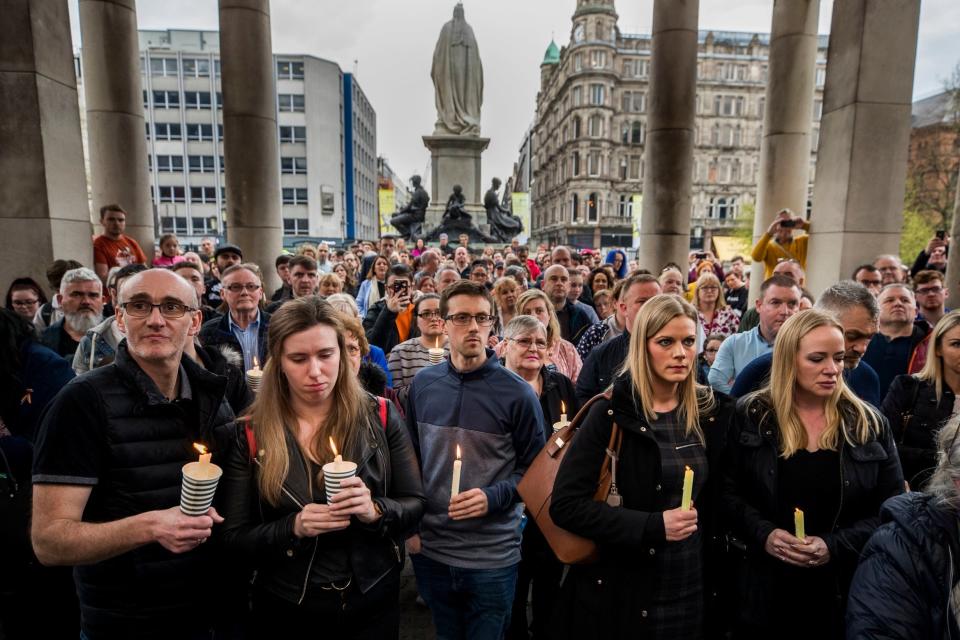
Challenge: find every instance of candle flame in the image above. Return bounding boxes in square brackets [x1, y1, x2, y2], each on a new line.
[685, 465, 691, 472]
[795, 507, 803, 515]
[193, 443, 208, 455]
[560, 400, 566, 413]
[253, 356, 260, 369]
[456, 444, 461, 460]
[329, 437, 339, 457]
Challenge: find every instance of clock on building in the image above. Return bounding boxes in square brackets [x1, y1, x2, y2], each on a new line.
[574, 23, 585, 43]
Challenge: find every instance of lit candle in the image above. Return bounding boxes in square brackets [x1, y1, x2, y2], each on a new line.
[451, 445, 462, 497]
[681, 465, 694, 510]
[429, 336, 444, 364]
[794, 508, 806, 540]
[246, 356, 264, 392]
[193, 442, 212, 466]
[329, 437, 343, 464]
[552, 401, 570, 433]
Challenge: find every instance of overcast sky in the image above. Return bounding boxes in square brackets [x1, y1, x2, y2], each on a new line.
[70, 0, 959, 194]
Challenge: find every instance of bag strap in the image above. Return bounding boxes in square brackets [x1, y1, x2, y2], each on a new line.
[378, 396, 388, 431]
[243, 420, 258, 461]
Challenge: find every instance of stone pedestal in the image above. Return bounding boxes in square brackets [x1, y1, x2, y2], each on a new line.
[79, 0, 154, 254]
[423, 135, 489, 205]
[219, 0, 283, 293]
[749, 0, 819, 299]
[638, 0, 699, 271]
[0, 0, 93, 292]
[806, 0, 921, 295]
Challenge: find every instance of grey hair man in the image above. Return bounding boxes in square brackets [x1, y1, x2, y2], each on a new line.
[39, 267, 104, 359]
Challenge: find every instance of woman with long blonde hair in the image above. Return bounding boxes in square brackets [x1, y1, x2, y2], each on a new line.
[549, 295, 734, 639]
[494, 288, 583, 383]
[219, 296, 424, 637]
[693, 271, 739, 337]
[881, 309, 960, 488]
[724, 309, 903, 639]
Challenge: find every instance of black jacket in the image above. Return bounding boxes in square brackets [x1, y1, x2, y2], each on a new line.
[557, 299, 593, 345]
[218, 395, 425, 602]
[198, 310, 270, 367]
[575, 330, 630, 404]
[362, 300, 415, 355]
[722, 395, 905, 629]
[880, 374, 952, 489]
[196, 344, 254, 415]
[846, 492, 960, 639]
[549, 375, 735, 638]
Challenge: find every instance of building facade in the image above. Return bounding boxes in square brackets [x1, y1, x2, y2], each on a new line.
[908, 91, 959, 224]
[529, 0, 826, 249]
[76, 29, 377, 248]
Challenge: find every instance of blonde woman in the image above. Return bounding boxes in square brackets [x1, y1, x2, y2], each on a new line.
[693, 272, 739, 337]
[880, 309, 960, 488]
[492, 276, 520, 335]
[494, 289, 582, 383]
[549, 295, 734, 639]
[724, 309, 903, 639]
[219, 297, 424, 637]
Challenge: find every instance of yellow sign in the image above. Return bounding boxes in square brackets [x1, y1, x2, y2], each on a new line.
[511, 192, 531, 243]
[632, 194, 643, 248]
[378, 188, 395, 236]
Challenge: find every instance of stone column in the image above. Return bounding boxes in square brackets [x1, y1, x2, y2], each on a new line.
[749, 0, 820, 299]
[0, 0, 92, 292]
[219, 0, 283, 293]
[637, 0, 699, 271]
[806, 0, 921, 295]
[79, 0, 154, 253]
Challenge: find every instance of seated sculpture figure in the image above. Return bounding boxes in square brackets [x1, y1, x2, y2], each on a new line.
[426, 185, 496, 243]
[390, 175, 430, 241]
[484, 177, 523, 242]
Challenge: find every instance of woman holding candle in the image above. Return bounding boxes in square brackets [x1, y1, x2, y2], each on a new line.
[549, 295, 734, 639]
[495, 289, 582, 384]
[501, 314, 578, 640]
[723, 309, 904, 639]
[219, 296, 425, 637]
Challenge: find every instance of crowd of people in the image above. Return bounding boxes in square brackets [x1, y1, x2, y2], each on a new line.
[2, 203, 960, 639]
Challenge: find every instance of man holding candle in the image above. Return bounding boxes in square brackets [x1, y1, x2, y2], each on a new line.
[31, 268, 238, 639]
[405, 280, 546, 640]
[387, 293, 449, 405]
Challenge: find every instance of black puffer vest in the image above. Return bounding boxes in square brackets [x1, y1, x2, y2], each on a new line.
[71, 344, 236, 638]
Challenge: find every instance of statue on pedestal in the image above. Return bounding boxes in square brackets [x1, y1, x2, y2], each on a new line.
[484, 178, 523, 242]
[427, 185, 496, 243]
[431, 3, 483, 136]
[390, 175, 430, 241]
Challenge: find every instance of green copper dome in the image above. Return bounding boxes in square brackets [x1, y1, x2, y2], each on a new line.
[542, 40, 560, 65]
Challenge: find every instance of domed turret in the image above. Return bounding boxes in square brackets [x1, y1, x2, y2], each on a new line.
[541, 39, 561, 66]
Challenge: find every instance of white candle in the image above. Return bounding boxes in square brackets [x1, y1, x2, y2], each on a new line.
[194, 443, 212, 466]
[451, 445, 462, 497]
[553, 401, 570, 433]
[681, 466, 694, 510]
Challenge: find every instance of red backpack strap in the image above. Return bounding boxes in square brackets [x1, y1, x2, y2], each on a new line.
[377, 396, 388, 430]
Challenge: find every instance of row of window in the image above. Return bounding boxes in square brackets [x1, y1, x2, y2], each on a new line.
[147, 57, 304, 81]
[150, 155, 308, 174]
[160, 216, 220, 235]
[147, 123, 309, 146]
[144, 90, 304, 112]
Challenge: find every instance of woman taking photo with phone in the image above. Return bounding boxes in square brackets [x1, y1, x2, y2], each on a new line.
[723, 310, 903, 639]
[219, 297, 425, 637]
[549, 295, 734, 639]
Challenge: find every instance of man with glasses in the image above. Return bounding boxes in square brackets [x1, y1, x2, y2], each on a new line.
[387, 294, 449, 404]
[405, 280, 545, 640]
[363, 264, 415, 355]
[853, 264, 884, 297]
[873, 254, 907, 286]
[914, 270, 949, 329]
[40, 267, 105, 359]
[31, 268, 237, 639]
[199, 264, 269, 373]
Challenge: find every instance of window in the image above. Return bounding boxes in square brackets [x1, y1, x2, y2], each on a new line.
[182, 58, 210, 78]
[618, 195, 633, 217]
[145, 122, 151, 139]
[589, 84, 605, 106]
[574, 53, 582, 72]
[713, 95, 745, 116]
[277, 60, 305, 80]
[571, 194, 579, 222]
[618, 157, 627, 180]
[188, 155, 216, 173]
[587, 193, 599, 222]
[572, 116, 581, 138]
[813, 99, 823, 121]
[154, 123, 182, 141]
[156, 155, 184, 172]
[190, 186, 217, 203]
[150, 58, 178, 77]
[621, 91, 645, 113]
[187, 123, 215, 141]
[281, 157, 308, 174]
[160, 216, 188, 234]
[279, 94, 305, 112]
[184, 91, 212, 109]
[152, 90, 180, 109]
[629, 155, 641, 180]
[816, 67, 826, 87]
[631, 121, 643, 145]
[572, 152, 581, 177]
[282, 188, 308, 204]
[572, 86, 583, 107]
[590, 50, 607, 69]
[321, 188, 335, 215]
[588, 151, 601, 177]
[158, 186, 186, 203]
[283, 218, 310, 236]
[588, 114, 604, 138]
[191, 217, 219, 234]
[707, 196, 738, 219]
[219, 156, 225, 172]
[280, 125, 307, 143]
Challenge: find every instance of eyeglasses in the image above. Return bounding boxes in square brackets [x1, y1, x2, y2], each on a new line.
[511, 337, 548, 351]
[11, 299, 38, 306]
[417, 310, 442, 319]
[224, 283, 261, 293]
[858, 279, 883, 287]
[346, 345, 362, 356]
[120, 300, 196, 318]
[698, 285, 720, 292]
[916, 286, 944, 296]
[445, 313, 496, 327]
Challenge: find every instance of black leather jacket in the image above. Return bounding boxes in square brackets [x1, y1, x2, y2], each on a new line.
[218, 396, 425, 602]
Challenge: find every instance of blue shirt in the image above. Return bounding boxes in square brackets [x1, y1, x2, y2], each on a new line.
[729, 351, 882, 407]
[228, 311, 261, 372]
[707, 325, 773, 393]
